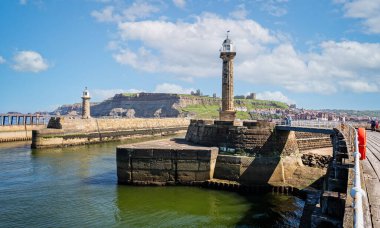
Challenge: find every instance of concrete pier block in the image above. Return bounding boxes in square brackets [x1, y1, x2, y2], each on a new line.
[117, 139, 218, 185]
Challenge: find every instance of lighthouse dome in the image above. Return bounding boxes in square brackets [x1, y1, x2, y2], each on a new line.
[82, 87, 90, 98]
[220, 36, 235, 52]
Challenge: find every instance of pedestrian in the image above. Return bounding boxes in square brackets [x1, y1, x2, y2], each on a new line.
[371, 120, 376, 131]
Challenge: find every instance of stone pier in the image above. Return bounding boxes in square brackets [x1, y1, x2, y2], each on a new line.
[32, 117, 190, 148]
[117, 139, 218, 185]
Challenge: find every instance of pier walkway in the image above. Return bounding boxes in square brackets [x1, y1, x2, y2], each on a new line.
[363, 131, 380, 228]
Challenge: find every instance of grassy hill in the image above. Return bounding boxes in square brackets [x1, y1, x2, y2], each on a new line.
[180, 98, 288, 119]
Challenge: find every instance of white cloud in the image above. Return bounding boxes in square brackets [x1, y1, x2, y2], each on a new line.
[337, 0, 380, 34]
[12, 51, 49, 73]
[0, 56, 5, 64]
[91, 6, 117, 22]
[19, 0, 27, 5]
[260, 0, 288, 17]
[339, 80, 378, 93]
[256, 91, 295, 104]
[229, 4, 248, 20]
[94, 9, 380, 95]
[114, 13, 276, 78]
[173, 0, 186, 9]
[91, 2, 160, 22]
[91, 88, 144, 101]
[154, 83, 194, 94]
[236, 40, 380, 94]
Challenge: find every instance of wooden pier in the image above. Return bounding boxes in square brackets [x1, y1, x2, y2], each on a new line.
[362, 131, 380, 228]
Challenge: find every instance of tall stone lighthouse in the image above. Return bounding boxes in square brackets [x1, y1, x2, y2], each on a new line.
[81, 87, 91, 119]
[219, 32, 236, 121]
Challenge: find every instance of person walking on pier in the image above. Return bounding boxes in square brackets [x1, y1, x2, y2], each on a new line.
[371, 120, 376, 131]
[288, 115, 292, 126]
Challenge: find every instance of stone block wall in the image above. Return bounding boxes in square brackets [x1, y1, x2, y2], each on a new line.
[48, 117, 189, 132]
[33, 118, 190, 148]
[295, 132, 332, 151]
[214, 154, 302, 186]
[311, 128, 352, 227]
[117, 142, 218, 185]
[0, 125, 45, 142]
[185, 119, 299, 156]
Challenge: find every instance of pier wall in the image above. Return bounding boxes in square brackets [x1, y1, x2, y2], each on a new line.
[185, 120, 299, 156]
[117, 140, 218, 185]
[295, 132, 332, 151]
[32, 117, 190, 148]
[0, 125, 45, 142]
[117, 139, 328, 189]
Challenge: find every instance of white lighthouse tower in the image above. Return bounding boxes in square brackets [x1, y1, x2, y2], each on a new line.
[81, 87, 91, 119]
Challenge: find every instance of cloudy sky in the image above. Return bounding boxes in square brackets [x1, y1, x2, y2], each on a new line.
[0, 0, 379, 113]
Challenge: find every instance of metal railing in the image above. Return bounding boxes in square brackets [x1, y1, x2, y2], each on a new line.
[277, 119, 341, 129]
[276, 119, 364, 226]
[348, 125, 365, 228]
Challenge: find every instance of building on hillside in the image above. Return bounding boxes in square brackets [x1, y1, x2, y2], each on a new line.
[246, 93, 256, 100]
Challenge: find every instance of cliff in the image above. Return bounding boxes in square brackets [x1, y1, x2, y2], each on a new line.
[52, 93, 289, 118]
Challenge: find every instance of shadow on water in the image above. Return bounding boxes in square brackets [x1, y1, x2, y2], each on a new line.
[235, 192, 305, 228]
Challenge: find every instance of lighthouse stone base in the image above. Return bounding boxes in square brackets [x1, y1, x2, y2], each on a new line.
[219, 110, 236, 121]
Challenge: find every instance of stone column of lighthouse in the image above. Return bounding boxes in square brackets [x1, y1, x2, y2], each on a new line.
[219, 33, 236, 121]
[82, 87, 91, 119]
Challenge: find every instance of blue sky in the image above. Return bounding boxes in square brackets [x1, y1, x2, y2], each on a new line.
[0, 0, 379, 113]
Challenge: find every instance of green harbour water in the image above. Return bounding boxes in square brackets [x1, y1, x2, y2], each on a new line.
[0, 140, 304, 227]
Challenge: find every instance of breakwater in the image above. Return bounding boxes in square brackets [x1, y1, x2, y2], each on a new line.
[32, 117, 190, 148]
[117, 138, 330, 190]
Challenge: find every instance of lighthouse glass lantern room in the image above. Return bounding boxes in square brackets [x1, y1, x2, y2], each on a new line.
[220, 34, 235, 52]
[83, 87, 90, 98]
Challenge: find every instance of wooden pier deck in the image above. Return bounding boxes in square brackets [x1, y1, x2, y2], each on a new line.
[362, 131, 380, 227]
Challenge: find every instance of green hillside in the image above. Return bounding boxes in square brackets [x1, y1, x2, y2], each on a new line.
[118, 93, 289, 119]
[180, 98, 288, 120]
